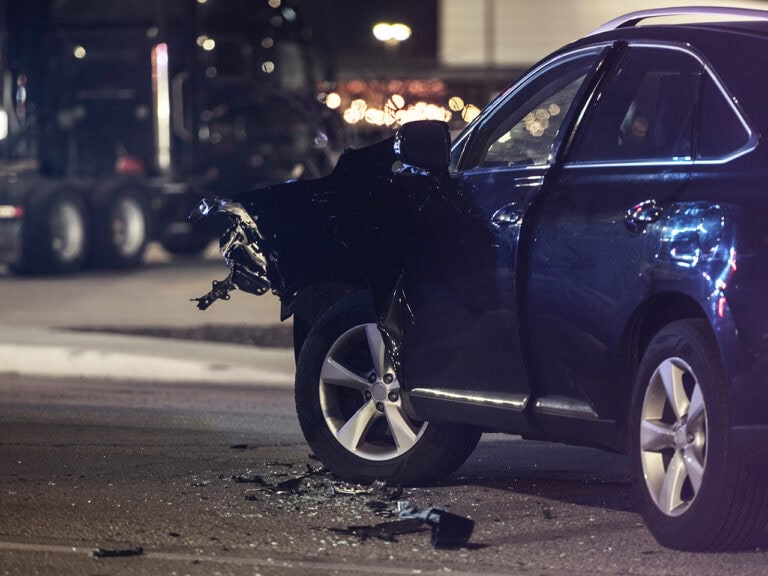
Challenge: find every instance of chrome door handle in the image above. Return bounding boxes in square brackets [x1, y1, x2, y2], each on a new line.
[491, 204, 523, 228]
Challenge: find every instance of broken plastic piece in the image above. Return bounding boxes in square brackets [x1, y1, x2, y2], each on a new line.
[398, 501, 474, 548]
[333, 482, 375, 495]
[92, 546, 144, 558]
[231, 475, 268, 485]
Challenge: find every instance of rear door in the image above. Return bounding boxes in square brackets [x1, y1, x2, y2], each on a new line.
[525, 44, 705, 439]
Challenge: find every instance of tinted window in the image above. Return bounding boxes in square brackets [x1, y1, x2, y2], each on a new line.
[570, 47, 702, 163]
[463, 50, 600, 169]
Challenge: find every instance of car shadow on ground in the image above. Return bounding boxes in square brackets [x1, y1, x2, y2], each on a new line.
[449, 435, 636, 513]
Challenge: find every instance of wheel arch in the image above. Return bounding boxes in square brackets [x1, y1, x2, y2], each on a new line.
[286, 279, 370, 362]
[280, 240, 403, 360]
[616, 291, 711, 443]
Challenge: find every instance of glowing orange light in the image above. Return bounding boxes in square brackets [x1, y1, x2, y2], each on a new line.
[718, 296, 727, 318]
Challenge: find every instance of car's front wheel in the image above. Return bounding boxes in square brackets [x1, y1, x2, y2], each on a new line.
[632, 319, 768, 550]
[295, 292, 482, 484]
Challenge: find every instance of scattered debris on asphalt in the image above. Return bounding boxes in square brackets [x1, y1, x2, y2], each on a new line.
[92, 546, 144, 558]
[232, 457, 477, 549]
[332, 479, 402, 500]
[233, 463, 327, 495]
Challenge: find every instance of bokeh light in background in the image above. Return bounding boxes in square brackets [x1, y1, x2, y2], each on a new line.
[322, 79, 482, 128]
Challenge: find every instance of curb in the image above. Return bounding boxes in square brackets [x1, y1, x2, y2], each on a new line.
[0, 326, 295, 386]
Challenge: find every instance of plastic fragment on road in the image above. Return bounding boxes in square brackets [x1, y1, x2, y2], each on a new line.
[92, 546, 144, 558]
[329, 518, 427, 542]
[329, 500, 474, 549]
[397, 501, 475, 549]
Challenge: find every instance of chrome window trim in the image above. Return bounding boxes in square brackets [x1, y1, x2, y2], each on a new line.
[563, 41, 759, 169]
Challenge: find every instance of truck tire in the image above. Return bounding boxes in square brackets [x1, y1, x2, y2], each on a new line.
[631, 319, 768, 550]
[295, 291, 482, 484]
[89, 186, 151, 269]
[11, 189, 89, 275]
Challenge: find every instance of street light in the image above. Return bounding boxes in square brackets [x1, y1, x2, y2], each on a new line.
[372, 22, 412, 46]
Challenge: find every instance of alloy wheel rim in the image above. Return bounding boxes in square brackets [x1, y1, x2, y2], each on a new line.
[319, 323, 427, 461]
[640, 357, 708, 517]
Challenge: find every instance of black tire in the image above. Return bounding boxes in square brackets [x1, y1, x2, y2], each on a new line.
[11, 189, 89, 275]
[89, 186, 151, 269]
[295, 291, 482, 484]
[631, 319, 768, 550]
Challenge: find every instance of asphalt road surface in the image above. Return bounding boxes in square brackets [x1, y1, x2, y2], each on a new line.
[1, 246, 767, 574]
[0, 243, 283, 329]
[2, 373, 767, 576]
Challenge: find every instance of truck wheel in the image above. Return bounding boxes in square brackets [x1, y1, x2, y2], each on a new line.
[631, 319, 768, 550]
[90, 187, 150, 268]
[12, 190, 89, 275]
[295, 292, 482, 484]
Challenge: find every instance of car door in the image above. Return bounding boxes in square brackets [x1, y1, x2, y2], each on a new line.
[401, 46, 609, 430]
[524, 44, 705, 442]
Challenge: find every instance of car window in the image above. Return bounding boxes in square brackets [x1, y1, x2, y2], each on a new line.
[462, 50, 601, 170]
[698, 74, 750, 160]
[570, 47, 702, 163]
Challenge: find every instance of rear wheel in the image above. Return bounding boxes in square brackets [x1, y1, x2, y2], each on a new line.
[90, 187, 150, 268]
[632, 319, 768, 550]
[12, 190, 88, 274]
[295, 292, 481, 484]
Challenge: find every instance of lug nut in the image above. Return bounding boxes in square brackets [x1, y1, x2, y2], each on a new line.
[376, 402, 385, 412]
[388, 392, 399, 402]
[368, 374, 377, 383]
[383, 373, 394, 384]
[364, 391, 372, 400]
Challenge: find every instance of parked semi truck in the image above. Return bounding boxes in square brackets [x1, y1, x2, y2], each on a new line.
[0, 0, 339, 274]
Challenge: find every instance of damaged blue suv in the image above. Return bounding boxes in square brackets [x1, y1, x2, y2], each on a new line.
[194, 7, 768, 550]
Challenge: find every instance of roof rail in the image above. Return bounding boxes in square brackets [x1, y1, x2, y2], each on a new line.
[590, 6, 768, 36]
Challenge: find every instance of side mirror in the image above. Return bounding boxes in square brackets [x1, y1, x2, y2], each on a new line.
[394, 120, 450, 171]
